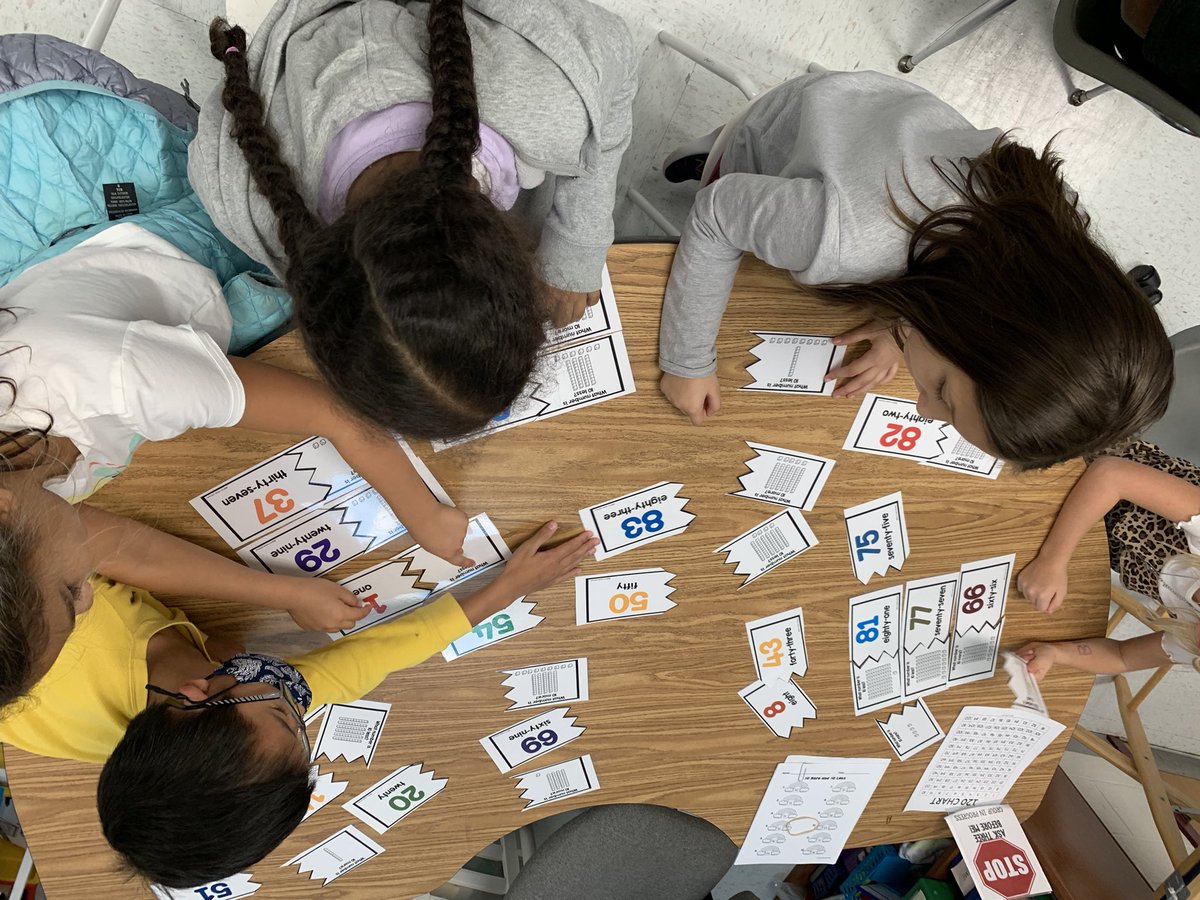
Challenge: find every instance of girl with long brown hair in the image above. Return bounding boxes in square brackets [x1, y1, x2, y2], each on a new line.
[192, 0, 636, 444]
[658, 70, 1173, 469]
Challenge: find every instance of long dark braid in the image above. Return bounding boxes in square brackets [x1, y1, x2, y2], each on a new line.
[206, 4, 545, 440]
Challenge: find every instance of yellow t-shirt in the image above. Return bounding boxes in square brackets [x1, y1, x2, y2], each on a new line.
[0, 577, 470, 763]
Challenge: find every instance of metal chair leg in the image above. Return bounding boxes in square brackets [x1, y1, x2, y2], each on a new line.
[657, 31, 761, 101]
[1070, 82, 1116, 105]
[83, 0, 124, 50]
[626, 187, 682, 238]
[898, 0, 1024, 72]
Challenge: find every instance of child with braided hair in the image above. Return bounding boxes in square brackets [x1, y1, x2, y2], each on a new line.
[192, 0, 637, 444]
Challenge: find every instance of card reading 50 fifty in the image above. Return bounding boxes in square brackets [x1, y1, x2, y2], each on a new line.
[578, 482, 695, 561]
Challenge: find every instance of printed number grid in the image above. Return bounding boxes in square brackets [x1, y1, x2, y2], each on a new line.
[546, 768, 572, 793]
[565, 354, 596, 393]
[750, 525, 789, 561]
[764, 460, 806, 496]
[923, 713, 1058, 799]
[955, 641, 993, 665]
[332, 717, 372, 743]
[531, 670, 560, 697]
[864, 666, 897, 700]
[913, 650, 945, 683]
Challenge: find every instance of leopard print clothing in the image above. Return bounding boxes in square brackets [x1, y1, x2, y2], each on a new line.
[1103, 440, 1200, 597]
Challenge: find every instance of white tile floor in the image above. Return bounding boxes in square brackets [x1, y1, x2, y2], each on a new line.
[3, 2, 1199, 898]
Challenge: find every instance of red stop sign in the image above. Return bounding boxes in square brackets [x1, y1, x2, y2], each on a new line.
[973, 838, 1036, 898]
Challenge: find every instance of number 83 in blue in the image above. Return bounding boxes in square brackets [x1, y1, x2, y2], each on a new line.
[621, 509, 664, 539]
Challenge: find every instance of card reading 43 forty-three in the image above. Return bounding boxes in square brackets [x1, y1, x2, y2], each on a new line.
[578, 482, 695, 561]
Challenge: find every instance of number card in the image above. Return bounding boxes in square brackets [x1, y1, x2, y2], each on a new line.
[501, 658, 590, 710]
[741, 332, 846, 395]
[283, 825, 385, 886]
[900, 572, 957, 701]
[739, 678, 817, 737]
[513, 754, 602, 809]
[843, 491, 910, 583]
[342, 763, 447, 835]
[921, 422, 1003, 480]
[842, 394, 942, 460]
[904, 707, 1063, 812]
[745, 606, 809, 681]
[544, 267, 622, 348]
[479, 707, 586, 773]
[574, 568, 677, 625]
[1002, 651, 1049, 717]
[333, 514, 513, 639]
[736, 756, 890, 866]
[432, 330, 636, 450]
[579, 482, 694, 561]
[715, 509, 819, 588]
[875, 699, 945, 761]
[312, 700, 391, 767]
[152, 874, 261, 900]
[303, 766, 349, 821]
[732, 441, 835, 510]
[948, 554, 1015, 687]
[192, 438, 450, 548]
[442, 597, 543, 660]
[849, 586, 904, 716]
[304, 704, 327, 726]
[237, 486, 408, 577]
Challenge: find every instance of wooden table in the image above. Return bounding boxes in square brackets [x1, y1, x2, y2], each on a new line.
[6, 244, 1108, 899]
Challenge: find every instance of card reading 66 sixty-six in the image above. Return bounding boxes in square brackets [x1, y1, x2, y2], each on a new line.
[579, 482, 694, 561]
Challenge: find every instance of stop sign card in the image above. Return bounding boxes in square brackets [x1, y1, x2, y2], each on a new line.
[945, 804, 1050, 899]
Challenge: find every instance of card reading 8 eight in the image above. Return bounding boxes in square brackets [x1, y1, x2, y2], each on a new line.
[578, 482, 695, 561]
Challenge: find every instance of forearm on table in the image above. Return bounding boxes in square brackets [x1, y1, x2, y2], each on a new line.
[80, 505, 291, 608]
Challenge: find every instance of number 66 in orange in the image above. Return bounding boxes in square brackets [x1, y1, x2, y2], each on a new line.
[608, 591, 649, 614]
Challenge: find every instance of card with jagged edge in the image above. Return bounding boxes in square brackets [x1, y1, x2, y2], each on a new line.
[282, 825, 385, 886]
[849, 585, 904, 716]
[921, 422, 1004, 479]
[740, 332, 846, 395]
[442, 597, 543, 660]
[1002, 651, 1048, 717]
[514, 754, 601, 809]
[948, 553, 1016, 687]
[842, 394, 944, 461]
[342, 763, 447, 834]
[739, 678, 816, 737]
[543, 266, 622, 349]
[715, 509, 818, 588]
[731, 441, 836, 511]
[843, 491, 910, 584]
[746, 606, 808, 681]
[501, 658, 589, 710]
[580, 482, 695, 561]
[574, 568, 677, 625]
[237, 485, 409, 576]
[152, 873, 262, 900]
[875, 699, 945, 761]
[311, 700, 391, 767]
[900, 572, 957, 702]
[303, 765, 349, 822]
[479, 707, 586, 773]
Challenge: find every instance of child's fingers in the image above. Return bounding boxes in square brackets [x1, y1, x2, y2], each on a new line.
[832, 321, 885, 345]
[520, 520, 560, 555]
[347, 603, 371, 621]
[831, 369, 885, 398]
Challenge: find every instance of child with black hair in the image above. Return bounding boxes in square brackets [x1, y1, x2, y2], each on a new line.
[657, 71, 1173, 469]
[0, 221, 475, 569]
[190, 0, 637, 443]
[0, 477, 595, 887]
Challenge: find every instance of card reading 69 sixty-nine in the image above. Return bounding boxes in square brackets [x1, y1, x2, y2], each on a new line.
[579, 482, 695, 561]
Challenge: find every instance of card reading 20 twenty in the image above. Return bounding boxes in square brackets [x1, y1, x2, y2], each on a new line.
[579, 482, 695, 561]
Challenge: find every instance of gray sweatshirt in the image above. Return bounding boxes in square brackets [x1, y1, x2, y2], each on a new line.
[189, 0, 636, 293]
[659, 71, 1002, 377]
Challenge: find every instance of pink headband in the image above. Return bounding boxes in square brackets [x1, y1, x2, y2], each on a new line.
[225, 45, 241, 56]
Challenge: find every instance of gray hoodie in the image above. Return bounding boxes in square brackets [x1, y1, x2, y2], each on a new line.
[659, 71, 1002, 378]
[189, 0, 636, 292]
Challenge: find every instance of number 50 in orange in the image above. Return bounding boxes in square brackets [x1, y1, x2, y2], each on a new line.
[608, 591, 649, 614]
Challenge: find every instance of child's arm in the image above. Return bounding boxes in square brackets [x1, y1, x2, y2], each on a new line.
[79, 505, 369, 632]
[227, 357, 471, 566]
[293, 522, 598, 705]
[1019, 456, 1200, 613]
[1017, 635, 1171, 680]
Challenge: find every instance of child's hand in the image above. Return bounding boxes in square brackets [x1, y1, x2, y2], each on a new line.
[497, 521, 600, 598]
[1018, 554, 1069, 613]
[545, 285, 601, 326]
[827, 321, 902, 398]
[660, 372, 721, 425]
[286, 579, 370, 632]
[1015, 642, 1059, 681]
[412, 504, 474, 567]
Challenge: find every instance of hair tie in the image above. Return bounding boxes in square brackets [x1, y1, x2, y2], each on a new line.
[225, 45, 241, 56]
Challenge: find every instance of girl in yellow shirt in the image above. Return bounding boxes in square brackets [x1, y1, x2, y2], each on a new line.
[0, 481, 596, 889]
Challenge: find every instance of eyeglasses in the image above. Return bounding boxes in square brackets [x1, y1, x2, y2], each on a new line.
[146, 682, 312, 758]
